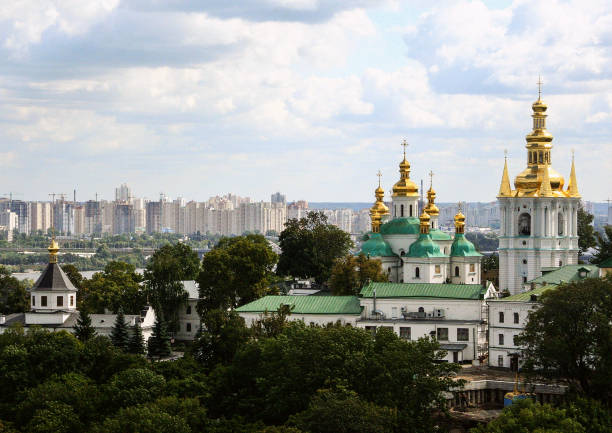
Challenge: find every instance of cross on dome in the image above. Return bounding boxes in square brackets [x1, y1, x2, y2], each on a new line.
[401, 139, 409, 157]
[537, 75, 543, 100]
[377, 169, 382, 187]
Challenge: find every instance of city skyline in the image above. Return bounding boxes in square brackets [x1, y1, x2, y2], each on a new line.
[0, 1, 609, 202]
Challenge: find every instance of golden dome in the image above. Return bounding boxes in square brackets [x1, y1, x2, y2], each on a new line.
[423, 172, 439, 216]
[454, 209, 466, 234]
[392, 156, 419, 197]
[419, 210, 431, 234]
[513, 88, 566, 197]
[48, 238, 59, 264]
[370, 172, 389, 232]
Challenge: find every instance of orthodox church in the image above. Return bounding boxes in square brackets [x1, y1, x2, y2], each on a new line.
[497, 85, 581, 294]
[360, 144, 482, 284]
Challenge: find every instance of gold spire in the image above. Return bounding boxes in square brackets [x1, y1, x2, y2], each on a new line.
[48, 236, 59, 264]
[419, 210, 431, 234]
[423, 170, 440, 216]
[514, 79, 565, 197]
[538, 159, 553, 197]
[392, 140, 419, 197]
[454, 203, 465, 234]
[370, 170, 389, 233]
[566, 150, 580, 197]
[498, 150, 512, 197]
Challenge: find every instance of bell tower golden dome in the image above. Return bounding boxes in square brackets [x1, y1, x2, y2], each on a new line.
[513, 78, 565, 197]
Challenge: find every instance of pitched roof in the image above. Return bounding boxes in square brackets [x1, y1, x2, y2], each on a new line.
[496, 285, 556, 302]
[235, 295, 362, 315]
[31, 263, 77, 292]
[360, 282, 485, 300]
[527, 264, 599, 286]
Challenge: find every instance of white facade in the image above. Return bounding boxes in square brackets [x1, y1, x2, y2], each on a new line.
[487, 300, 535, 368]
[176, 281, 201, 341]
[498, 197, 580, 294]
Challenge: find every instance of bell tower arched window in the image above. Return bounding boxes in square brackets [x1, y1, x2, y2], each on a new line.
[415, 267, 420, 278]
[518, 213, 531, 236]
[454, 266, 459, 277]
[400, 204, 404, 217]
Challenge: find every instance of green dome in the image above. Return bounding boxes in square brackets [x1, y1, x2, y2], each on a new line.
[407, 233, 447, 258]
[430, 229, 452, 241]
[450, 233, 482, 257]
[380, 217, 420, 235]
[360, 232, 395, 257]
[361, 232, 370, 242]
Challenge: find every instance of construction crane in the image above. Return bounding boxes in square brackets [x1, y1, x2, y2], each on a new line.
[0, 192, 23, 205]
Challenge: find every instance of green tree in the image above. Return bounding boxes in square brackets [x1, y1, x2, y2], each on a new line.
[193, 309, 250, 370]
[472, 399, 585, 433]
[577, 204, 597, 256]
[207, 324, 459, 430]
[127, 324, 145, 355]
[148, 317, 172, 360]
[144, 243, 199, 333]
[516, 277, 612, 402]
[482, 254, 499, 272]
[26, 401, 83, 433]
[329, 254, 388, 296]
[92, 404, 191, 433]
[110, 308, 129, 352]
[252, 304, 293, 338]
[73, 310, 96, 342]
[198, 234, 278, 315]
[0, 266, 29, 314]
[289, 387, 397, 433]
[277, 211, 353, 284]
[61, 264, 83, 290]
[591, 225, 612, 266]
[107, 368, 166, 409]
[80, 261, 145, 314]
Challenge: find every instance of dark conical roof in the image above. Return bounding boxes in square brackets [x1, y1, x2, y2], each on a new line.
[31, 263, 77, 292]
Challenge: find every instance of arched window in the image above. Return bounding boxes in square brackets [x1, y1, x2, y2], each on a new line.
[415, 267, 420, 278]
[400, 204, 404, 217]
[409, 205, 413, 217]
[418, 307, 424, 313]
[558, 212, 564, 236]
[518, 213, 531, 236]
[559, 260, 563, 267]
[454, 266, 459, 277]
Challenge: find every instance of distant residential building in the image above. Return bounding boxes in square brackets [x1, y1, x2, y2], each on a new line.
[115, 183, 131, 202]
[73, 206, 86, 235]
[114, 203, 135, 234]
[84, 200, 102, 234]
[146, 201, 162, 234]
[30, 202, 52, 233]
[271, 192, 286, 204]
[0, 210, 18, 241]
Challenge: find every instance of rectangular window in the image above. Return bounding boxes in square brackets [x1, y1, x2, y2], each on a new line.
[186, 305, 192, 315]
[437, 328, 449, 341]
[32, 296, 35, 306]
[499, 312, 504, 323]
[186, 323, 192, 332]
[513, 335, 519, 346]
[56, 296, 63, 307]
[499, 334, 504, 345]
[435, 265, 441, 274]
[41, 296, 47, 307]
[513, 312, 519, 324]
[70, 296, 74, 307]
[457, 328, 469, 341]
[391, 307, 398, 318]
[400, 327, 411, 340]
[498, 355, 504, 367]
[469, 263, 475, 273]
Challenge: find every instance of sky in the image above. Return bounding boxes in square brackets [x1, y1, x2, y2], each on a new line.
[0, 0, 610, 203]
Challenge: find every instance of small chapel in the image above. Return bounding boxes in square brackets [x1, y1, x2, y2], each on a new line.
[360, 144, 482, 284]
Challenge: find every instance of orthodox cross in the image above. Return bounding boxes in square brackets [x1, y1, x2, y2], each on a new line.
[537, 75, 543, 99]
[376, 170, 382, 187]
[401, 139, 409, 157]
[504, 149, 508, 160]
[429, 170, 434, 187]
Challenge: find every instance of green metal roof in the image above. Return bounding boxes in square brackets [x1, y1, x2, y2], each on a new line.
[497, 285, 557, 302]
[380, 217, 420, 235]
[528, 264, 599, 286]
[235, 295, 362, 315]
[430, 229, 452, 241]
[450, 233, 482, 257]
[360, 232, 396, 257]
[407, 233, 447, 258]
[360, 282, 485, 300]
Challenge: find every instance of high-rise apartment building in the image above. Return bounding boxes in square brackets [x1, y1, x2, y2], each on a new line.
[30, 202, 52, 233]
[114, 203, 135, 234]
[146, 201, 162, 234]
[115, 183, 132, 202]
[271, 192, 286, 204]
